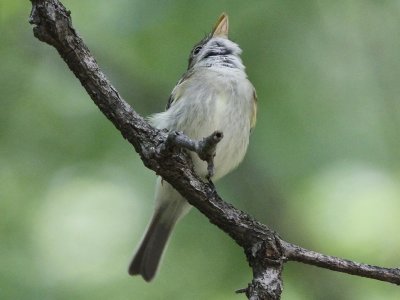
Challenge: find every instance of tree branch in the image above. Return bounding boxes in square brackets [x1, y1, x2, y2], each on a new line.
[282, 241, 400, 285]
[29, 1, 400, 299]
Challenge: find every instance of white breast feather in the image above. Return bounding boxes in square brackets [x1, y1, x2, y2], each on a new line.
[150, 68, 253, 180]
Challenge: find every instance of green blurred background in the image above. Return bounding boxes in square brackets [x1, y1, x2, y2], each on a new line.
[1, 0, 400, 299]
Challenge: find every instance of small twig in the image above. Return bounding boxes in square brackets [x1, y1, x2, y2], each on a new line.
[162, 130, 224, 179]
[236, 287, 248, 294]
[281, 240, 400, 285]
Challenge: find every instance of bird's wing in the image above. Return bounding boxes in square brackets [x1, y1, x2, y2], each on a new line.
[165, 69, 195, 110]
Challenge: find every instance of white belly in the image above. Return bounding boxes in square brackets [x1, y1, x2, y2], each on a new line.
[151, 69, 253, 180]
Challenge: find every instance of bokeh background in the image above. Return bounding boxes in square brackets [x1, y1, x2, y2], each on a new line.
[1, 0, 400, 299]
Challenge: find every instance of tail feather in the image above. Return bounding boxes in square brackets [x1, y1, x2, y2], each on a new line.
[128, 209, 175, 281]
[129, 179, 191, 281]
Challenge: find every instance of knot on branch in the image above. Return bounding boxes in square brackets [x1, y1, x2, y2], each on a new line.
[30, 0, 74, 48]
[241, 235, 284, 299]
[160, 130, 223, 179]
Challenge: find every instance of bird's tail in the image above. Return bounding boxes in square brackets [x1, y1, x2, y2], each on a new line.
[128, 180, 190, 281]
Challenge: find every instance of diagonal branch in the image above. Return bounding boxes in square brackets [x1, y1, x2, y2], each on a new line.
[29, 0, 400, 299]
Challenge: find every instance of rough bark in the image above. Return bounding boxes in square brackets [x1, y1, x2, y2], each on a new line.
[29, 1, 400, 299]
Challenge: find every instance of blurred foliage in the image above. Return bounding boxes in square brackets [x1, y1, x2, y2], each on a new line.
[1, 0, 400, 299]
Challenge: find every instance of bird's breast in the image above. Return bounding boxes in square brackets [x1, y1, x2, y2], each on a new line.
[183, 75, 252, 179]
[151, 69, 253, 180]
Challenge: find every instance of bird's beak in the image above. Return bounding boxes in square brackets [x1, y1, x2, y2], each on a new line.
[212, 13, 229, 38]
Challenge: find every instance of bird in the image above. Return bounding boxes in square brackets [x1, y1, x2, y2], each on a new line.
[128, 13, 257, 282]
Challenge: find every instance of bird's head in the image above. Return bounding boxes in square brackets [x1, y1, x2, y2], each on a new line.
[187, 13, 244, 70]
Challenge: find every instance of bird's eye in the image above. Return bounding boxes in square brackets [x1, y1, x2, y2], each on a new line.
[193, 46, 202, 55]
